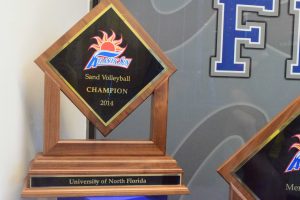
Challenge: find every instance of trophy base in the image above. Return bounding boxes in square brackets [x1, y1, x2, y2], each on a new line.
[22, 153, 189, 197]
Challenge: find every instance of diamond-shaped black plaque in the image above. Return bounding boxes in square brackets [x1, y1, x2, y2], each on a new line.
[50, 8, 164, 124]
[23, 1, 188, 197]
[218, 98, 300, 200]
[235, 114, 300, 200]
[36, 1, 175, 135]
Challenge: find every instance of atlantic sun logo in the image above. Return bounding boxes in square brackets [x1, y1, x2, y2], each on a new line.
[84, 30, 132, 70]
[285, 134, 300, 173]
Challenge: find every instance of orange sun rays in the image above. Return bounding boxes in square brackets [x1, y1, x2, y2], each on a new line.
[290, 134, 300, 151]
[89, 30, 125, 53]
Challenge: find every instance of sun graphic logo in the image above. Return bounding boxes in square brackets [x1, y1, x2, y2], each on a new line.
[84, 30, 132, 70]
[285, 134, 300, 173]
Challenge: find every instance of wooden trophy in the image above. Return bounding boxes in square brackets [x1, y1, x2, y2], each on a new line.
[22, 0, 189, 197]
[218, 97, 300, 200]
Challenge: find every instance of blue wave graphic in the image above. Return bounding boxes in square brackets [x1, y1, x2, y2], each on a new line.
[95, 50, 121, 58]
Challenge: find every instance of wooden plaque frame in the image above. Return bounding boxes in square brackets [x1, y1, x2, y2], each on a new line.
[35, 0, 176, 136]
[22, 0, 189, 197]
[218, 97, 300, 200]
[42, 73, 170, 156]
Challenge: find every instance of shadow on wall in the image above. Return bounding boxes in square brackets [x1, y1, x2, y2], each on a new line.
[20, 61, 44, 200]
[170, 105, 268, 200]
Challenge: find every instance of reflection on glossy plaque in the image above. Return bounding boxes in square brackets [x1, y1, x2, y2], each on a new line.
[22, 0, 189, 197]
[50, 7, 165, 128]
[218, 97, 300, 200]
[235, 114, 300, 200]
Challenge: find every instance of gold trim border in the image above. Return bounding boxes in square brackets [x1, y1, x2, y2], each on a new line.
[47, 4, 168, 127]
[231, 111, 300, 197]
[29, 174, 182, 189]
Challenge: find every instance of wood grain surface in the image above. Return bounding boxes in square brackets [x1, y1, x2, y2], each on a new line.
[218, 96, 300, 199]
